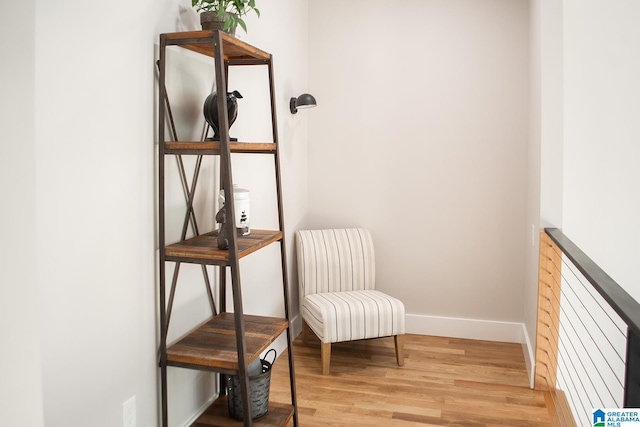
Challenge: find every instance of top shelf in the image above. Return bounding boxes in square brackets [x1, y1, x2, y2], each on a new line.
[162, 30, 270, 62]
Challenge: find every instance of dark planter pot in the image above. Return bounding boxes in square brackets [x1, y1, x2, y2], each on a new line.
[200, 11, 237, 36]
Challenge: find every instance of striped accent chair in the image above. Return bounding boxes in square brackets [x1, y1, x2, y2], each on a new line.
[295, 228, 405, 375]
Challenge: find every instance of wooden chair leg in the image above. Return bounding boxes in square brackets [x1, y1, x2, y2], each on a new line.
[394, 334, 405, 366]
[321, 342, 331, 375]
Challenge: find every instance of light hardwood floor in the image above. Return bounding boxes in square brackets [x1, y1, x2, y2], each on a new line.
[269, 333, 555, 426]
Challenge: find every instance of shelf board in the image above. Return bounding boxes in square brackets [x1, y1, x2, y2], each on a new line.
[167, 313, 288, 372]
[192, 396, 293, 426]
[164, 141, 277, 155]
[163, 30, 270, 62]
[165, 229, 283, 264]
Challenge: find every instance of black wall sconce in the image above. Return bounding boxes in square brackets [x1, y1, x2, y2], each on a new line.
[290, 93, 317, 114]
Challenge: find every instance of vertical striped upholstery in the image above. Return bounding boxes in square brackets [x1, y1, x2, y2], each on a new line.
[296, 228, 405, 344]
[297, 228, 375, 297]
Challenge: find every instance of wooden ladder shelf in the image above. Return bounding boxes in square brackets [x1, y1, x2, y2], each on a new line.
[157, 30, 298, 427]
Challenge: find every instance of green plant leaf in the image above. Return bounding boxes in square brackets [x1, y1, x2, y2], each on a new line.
[237, 18, 247, 32]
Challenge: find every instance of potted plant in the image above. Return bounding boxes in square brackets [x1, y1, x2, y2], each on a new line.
[192, 0, 260, 35]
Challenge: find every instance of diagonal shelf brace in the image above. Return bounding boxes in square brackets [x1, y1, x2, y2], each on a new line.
[155, 61, 216, 331]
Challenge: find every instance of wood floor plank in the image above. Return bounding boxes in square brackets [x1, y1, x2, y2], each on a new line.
[269, 334, 554, 426]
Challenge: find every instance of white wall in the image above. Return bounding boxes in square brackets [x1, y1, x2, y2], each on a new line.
[34, 0, 162, 425]
[562, 0, 640, 302]
[0, 1, 45, 426]
[526, 0, 543, 383]
[525, 0, 564, 385]
[25, 1, 309, 427]
[307, 0, 531, 341]
[539, 4, 564, 231]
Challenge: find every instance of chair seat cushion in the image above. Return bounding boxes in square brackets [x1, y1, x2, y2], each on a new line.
[302, 289, 405, 344]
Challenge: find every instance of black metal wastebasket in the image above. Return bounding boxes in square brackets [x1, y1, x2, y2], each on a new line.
[227, 349, 276, 420]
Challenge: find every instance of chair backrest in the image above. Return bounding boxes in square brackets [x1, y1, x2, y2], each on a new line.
[296, 228, 376, 297]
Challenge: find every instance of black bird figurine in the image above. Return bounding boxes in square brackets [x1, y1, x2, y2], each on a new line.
[203, 90, 243, 141]
[215, 206, 230, 250]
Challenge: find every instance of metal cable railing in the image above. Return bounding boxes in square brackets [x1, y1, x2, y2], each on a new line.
[535, 228, 640, 426]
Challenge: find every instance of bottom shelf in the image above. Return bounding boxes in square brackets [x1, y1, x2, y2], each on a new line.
[192, 396, 293, 426]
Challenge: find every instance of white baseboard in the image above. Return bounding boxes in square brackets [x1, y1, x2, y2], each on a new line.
[290, 314, 302, 339]
[406, 313, 526, 343]
[295, 311, 529, 346]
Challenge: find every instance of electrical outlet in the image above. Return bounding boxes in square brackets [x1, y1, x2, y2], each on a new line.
[123, 395, 136, 427]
